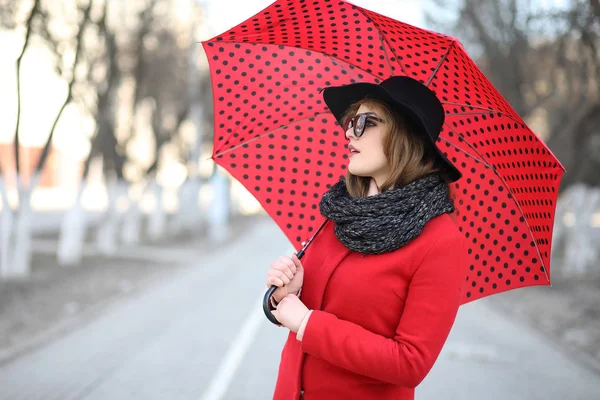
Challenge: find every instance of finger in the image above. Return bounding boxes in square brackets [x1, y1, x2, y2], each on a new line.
[271, 309, 282, 325]
[266, 276, 285, 287]
[269, 269, 291, 283]
[280, 265, 295, 281]
[272, 265, 294, 282]
[291, 253, 303, 270]
[273, 286, 287, 302]
[277, 257, 297, 275]
[269, 270, 291, 285]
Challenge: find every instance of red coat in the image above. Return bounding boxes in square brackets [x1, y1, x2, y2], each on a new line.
[272, 213, 468, 400]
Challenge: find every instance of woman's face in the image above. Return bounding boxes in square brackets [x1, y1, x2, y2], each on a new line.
[345, 103, 390, 188]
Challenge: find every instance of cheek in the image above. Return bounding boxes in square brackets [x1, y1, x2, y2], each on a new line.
[367, 132, 386, 160]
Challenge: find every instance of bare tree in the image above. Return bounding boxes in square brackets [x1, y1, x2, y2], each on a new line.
[35, 0, 95, 180]
[425, 0, 600, 189]
[0, 0, 42, 278]
[57, 0, 122, 264]
[1, 0, 96, 277]
[4, 0, 208, 268]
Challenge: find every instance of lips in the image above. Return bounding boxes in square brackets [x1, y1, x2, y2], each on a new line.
[348, 144, 360, 155]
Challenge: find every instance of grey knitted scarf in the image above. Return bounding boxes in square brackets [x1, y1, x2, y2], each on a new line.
[319, 173, 455, 254]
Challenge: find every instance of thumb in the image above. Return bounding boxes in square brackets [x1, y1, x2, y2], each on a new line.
[271, 309, 282, 326]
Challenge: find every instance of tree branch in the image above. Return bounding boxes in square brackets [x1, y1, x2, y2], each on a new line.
[35, 0, 94, 175]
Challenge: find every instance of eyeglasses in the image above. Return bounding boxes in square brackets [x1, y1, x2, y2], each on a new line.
[343, 112, 384, 138]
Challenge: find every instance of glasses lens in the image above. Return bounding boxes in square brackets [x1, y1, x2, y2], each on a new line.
[344, 116, 354, 132]
[354, 114, 367, 137]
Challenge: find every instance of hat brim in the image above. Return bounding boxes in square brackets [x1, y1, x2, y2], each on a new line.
[322, 82, 462, 183]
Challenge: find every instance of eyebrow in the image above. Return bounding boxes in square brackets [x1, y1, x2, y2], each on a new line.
[360, 112, 384, 121]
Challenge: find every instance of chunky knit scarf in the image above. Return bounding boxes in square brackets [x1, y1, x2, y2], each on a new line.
[319, 173, 455, 254]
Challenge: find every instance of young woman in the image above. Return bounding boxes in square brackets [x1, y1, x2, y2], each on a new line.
[266, 76, 467, 400]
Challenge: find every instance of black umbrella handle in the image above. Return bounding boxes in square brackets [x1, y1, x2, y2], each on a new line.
[262, 285, 282, 325]
[262, 248, 306, 326]
[263, 219, 328, 326]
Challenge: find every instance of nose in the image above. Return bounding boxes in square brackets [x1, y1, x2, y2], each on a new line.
[345, 127, 357, 141]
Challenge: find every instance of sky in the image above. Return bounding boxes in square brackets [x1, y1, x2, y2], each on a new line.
[201, 0, 427, 37]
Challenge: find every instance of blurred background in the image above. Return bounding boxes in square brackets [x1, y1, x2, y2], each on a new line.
[0, 0, 599, 399]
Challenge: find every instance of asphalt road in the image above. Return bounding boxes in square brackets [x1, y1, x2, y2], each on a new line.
[1, 217, 599, 400]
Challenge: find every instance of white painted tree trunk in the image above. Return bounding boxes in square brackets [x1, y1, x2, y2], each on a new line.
[171, 178, 202, 234]
[207, 172, 230, 243]
[57, 180, 88, 266]
[121, 192, 142, 246]
[0, 178, 14, 278]
[96, 179, 127, 255]
[10, 173, 38, 278]
[171, 100, 204, 235]
[563, 185, 600, 276]
[147, 179, 166, 241]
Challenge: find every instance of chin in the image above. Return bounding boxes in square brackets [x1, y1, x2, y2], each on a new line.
[347, 162, 371, 177]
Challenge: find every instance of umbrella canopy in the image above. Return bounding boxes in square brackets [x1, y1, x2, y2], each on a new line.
[202, 0, 565, 303]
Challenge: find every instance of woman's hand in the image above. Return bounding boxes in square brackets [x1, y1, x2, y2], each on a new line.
[272, 294, 310, 333]
[266, 254, 304, 304]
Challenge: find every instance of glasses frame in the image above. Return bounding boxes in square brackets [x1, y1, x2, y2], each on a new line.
[343, 112, 385, 138]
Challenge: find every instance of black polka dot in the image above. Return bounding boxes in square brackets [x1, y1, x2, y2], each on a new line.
[205, 0, 560, 301]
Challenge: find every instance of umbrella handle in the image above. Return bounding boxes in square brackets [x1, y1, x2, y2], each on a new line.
[263, 247, 307, 326]
[263, 219, 328, 326]
[262, 285, 282, 325]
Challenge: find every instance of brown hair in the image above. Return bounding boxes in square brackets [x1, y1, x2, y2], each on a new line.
[343, 98, 442, 198]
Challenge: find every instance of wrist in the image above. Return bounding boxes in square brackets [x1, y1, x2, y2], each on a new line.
[296, 310, 313, 341]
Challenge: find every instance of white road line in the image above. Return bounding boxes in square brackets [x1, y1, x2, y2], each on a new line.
[199, 294, 266, 400]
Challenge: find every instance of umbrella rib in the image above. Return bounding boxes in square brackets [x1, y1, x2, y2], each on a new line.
[446, 112, 502, 117]
[445, 110, 525, 123]
[437, 136, 493, 169]
[355, 8, 407, 76]
[442, 122, 552, 283]
[442, 102, 500, 112]
[426, 41, 456, 87]
[378, 31, 395, 76]
[211, 112, 332, 159]
[210, 39, 382, 83]
[485, 170, 552, 284]
[443, 121, 496, 167]
[326, 55, 363, 82]
[441, 102, 523, 124]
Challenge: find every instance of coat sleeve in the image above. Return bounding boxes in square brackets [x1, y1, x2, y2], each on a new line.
[300, 231, 467, 388]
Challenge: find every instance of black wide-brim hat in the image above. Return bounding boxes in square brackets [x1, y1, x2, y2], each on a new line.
[322, 76, 462, 183]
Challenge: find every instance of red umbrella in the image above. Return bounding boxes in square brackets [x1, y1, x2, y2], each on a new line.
[201, 0, 564, 311]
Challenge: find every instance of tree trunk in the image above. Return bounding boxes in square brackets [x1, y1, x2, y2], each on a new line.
[563, 186, 600, 276]
[171, 100, 204, 234]
[171, 178, 203, 234]
[147, 178, 166, 241]
[553, 184, 600, 279]
[96, 178, 127, 255]
[120, 191, 142, 246]
[207, 171, 230, 243]
[12, 0, 41, 179]
[57, 179, 88, 266]
[9, 173, 39, 278]
[0, 178, 14, 278]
